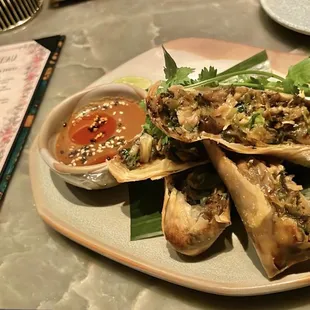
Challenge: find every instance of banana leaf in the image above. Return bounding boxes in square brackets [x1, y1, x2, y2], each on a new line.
[128, 179, 164, 240]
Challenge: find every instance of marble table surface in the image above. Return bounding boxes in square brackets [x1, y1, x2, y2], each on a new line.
[1, 0, 310, 309]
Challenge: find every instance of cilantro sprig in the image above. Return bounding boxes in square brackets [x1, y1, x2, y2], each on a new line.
[160, 46, 194, 92]
[159, 46, 310, 96]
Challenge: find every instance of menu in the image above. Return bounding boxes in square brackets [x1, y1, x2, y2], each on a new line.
[0, 42, 50, 171]
[0, 36, 65, 200]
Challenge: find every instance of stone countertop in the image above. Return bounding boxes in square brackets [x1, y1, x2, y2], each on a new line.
[1, 0, 310, 309]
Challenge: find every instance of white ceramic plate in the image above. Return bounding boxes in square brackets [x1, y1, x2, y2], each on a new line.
[29, 38, 310, 296]
[260, 0, 310, 36]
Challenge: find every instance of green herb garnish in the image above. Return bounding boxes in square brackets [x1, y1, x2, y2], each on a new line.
[220, 50, 268, 75]
[248, 111, 265, 129]
[138, 99, 146, 111]
[143, 116, 164, 137]
[160, 46, 310, 96]
[161, 135, 170, 145]
[160, 46, 194, 92]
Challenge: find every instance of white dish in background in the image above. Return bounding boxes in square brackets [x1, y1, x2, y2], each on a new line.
[30, 38, 310, 296]
[260, 0, 310, 36]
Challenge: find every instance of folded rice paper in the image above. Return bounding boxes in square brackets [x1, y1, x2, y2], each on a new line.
[147, 82, 310, 167]
[204, 141, 310, 278]
[108, 131, 208, 183]
[162, 164, 231, 256]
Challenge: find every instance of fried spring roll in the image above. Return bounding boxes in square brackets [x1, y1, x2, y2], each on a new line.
[108, 131, 208, 183]
[162, 164, 231, 256]
[205, 141, 310, 278]
[147, 83, 310, 167]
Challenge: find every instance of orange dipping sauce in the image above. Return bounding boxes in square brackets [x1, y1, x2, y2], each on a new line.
[55, 97, 145, 166]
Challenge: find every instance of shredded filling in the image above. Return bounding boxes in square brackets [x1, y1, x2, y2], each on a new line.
[171, 165, 229, 221]
[119, 132, 206, 170]
[236, 157, 310, 235]
[148, 85, 310, 146]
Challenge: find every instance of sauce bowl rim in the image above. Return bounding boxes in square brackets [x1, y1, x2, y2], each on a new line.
[38, 83, 147, 175]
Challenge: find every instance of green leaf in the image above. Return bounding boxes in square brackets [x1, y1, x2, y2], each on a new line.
[161, 135, 170, 145]
[283, 78, 298, 94]
[198, 66, 218, 81]
[286, 57, 310, 86]
[143, 116, 166, 139]
[162, 45, 177, 79]
[248, 111, 265, 129]
[138, 99, 146, 111]
[129, 179, 164, 240]
[160, 46, 195, 92]
[220, 50, 268, 75]
[173, 67, 195, 83]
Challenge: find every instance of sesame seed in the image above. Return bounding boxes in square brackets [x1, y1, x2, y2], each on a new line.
[119, 111, 124, 115]
[122, 126, 126, 130]
[84, 161, 88, 165]
[90, 144, 94, 147]
[120, 136, 125, 139]
[118, 118, 122, 122]
[92, 152, 96, 156]
[113, 111, 116, 115]
[73, 163, 77, 166]
[116, 129, 121, 133]
[97, 150, 103, 153]
[115, 136, 120, 141]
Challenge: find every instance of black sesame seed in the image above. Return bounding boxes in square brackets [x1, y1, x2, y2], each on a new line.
[62, 122, 67, 127]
